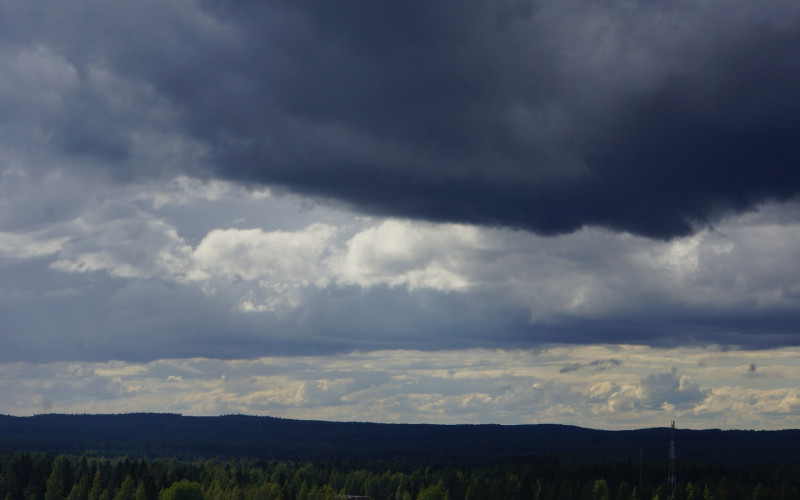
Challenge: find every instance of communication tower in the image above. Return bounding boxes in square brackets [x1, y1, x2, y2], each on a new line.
[668, 420, 676, 498]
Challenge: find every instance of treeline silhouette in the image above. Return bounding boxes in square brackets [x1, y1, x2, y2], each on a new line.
[2, 414, 798, 464]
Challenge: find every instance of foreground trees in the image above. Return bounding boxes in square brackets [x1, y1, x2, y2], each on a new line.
[1, 451, 798, 500]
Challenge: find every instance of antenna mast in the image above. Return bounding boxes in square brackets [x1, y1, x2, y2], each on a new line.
[668, 420, 676, 498]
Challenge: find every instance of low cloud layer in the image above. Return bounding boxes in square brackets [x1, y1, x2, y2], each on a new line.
[2, 1, 800, 238]
[3, 346, 799, 430]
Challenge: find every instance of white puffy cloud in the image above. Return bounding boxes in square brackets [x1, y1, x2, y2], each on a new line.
[332, 219, 481, 291]
[50, 207, 193, 280]
[193, 224, 337, 285]
[0, 230, 67, 260]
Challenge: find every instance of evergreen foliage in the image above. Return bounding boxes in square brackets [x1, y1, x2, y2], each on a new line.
[1, 451, 799, 500]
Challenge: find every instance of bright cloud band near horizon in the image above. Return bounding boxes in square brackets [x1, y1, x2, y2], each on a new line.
[3, 346, 800, 430]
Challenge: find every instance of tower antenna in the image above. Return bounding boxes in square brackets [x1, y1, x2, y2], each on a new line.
[668, 420, 676, 498]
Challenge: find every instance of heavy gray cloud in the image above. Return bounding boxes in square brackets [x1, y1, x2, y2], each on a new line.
[3, 1, 800, 238]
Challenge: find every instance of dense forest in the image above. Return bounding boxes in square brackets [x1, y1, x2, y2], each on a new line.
[1, 450, 799, 500]
[2, 414, 800, 499]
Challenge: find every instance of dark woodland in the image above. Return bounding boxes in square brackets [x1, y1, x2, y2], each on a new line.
[1, 414, 799, 499]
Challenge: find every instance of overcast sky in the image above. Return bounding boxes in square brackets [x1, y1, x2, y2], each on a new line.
[2, 0, 800, 429]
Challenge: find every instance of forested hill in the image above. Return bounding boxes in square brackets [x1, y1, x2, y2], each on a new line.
[1, 413, 798, 464]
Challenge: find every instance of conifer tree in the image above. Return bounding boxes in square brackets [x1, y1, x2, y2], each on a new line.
[66, 476, 87, 500]
[88, 469, 105, 500]
[113, 475, 135, 500]
[134, 482, 147, 500]
[592, 479, 610, 500]
[45, 464, 65, 500]
[159, 480, 203, 500]
[416, 481, 448, 500]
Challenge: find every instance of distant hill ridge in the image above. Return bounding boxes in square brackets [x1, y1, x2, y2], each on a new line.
[1, 413, 798, 464]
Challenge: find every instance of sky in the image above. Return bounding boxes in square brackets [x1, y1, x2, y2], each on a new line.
[2, 0, 800, 430]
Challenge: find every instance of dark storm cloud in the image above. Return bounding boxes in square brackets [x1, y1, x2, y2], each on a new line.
[5, 0, 800, 239]
[525, 308, 800, 350]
